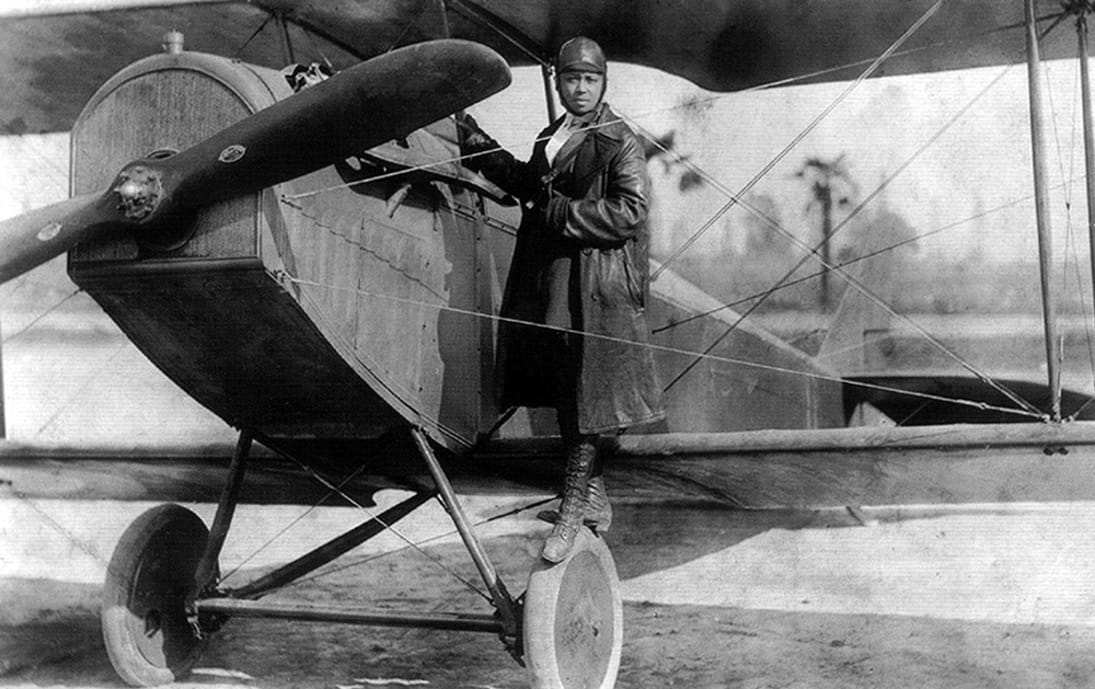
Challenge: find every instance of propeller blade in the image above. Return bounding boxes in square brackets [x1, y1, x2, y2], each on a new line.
[159, 38, 512, 209]
[0, 193, 111, 284]
[0, 39, 511, 285]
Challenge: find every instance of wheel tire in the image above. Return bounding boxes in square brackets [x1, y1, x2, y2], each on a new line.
[101, 504, 211, 686]
[524, 528, 623, 689]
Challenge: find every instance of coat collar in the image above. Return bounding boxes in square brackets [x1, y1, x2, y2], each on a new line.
[542, 103, 622, 174]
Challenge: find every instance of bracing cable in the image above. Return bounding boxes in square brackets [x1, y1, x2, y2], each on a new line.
[217, 437, 394, 585]
[283, 5, 1066, 206]
[649, 0, 946, 283]
[284, 496, 557, 591]
[279, 450, 493, 602]
[651, 179, 1078, 336]
[636, 68, 1044, 416]
[1, 288, 82, 345]
[282, 274, 1046, 422]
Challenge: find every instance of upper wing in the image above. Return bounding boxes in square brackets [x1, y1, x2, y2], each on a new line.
[274, 0, 1072, 89]
[0, 2, 361, 135]
[0, 0, 1072, 134]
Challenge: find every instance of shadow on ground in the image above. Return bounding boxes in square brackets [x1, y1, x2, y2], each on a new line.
[5, 503, 1095, 688]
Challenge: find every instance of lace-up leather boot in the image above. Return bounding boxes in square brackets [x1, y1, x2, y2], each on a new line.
[537, 475, 612, 533]
[540, 437, 596, 563]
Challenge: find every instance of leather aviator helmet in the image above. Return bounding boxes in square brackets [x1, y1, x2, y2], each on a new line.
[555, 36, 606, 74]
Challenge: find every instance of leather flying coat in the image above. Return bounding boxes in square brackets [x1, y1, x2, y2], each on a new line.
[468, 104, 665, 433]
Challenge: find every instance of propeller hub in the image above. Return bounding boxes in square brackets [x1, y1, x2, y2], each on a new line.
[113, 166, 164, 221]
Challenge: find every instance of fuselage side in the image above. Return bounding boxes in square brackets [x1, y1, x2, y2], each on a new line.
[68, 50, 844, 456]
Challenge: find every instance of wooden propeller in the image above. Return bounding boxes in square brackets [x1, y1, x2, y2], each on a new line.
[0, 39, 511, 284]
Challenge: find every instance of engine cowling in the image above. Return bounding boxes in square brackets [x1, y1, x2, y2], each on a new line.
[69, 50, 400, 441]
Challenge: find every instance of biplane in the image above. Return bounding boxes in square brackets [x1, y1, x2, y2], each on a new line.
[4, 1, 1095, 688]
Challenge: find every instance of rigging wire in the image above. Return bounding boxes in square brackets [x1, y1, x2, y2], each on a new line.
[217, 443, 389, 584]
[22, 7, 1057, 442]
[1043, 51, 1078, 404]
[282, 124, 619, 202]
[645, 66, 1044, 416]
[649, 0, 945, 282]
[279, 36, 1082, 422]
[384, 0, 434, 53]
[445, 0, 549, 66]
[2, 486, 111, 567]
[651, 179, 1078, 335]
[298, 20, 335, 71]
[283, 274, 1045, 422]
[280, 5, 1061, 205]
[233, 12, 275, 61]
[280, 65, 1066, 419]
[284, 495, 557, 591]
[289, 286, 472, 446]
[11, 1, 1074, 441]
[0, 280, 114, 440]
[625, 10, 1068, 124]
[8, 8, 1084, 593]
[279, 451, 492, 602]
[1065, 80, 1094, 405]
[277, 5, 1074, 420]
[0, 126, 69, 183]
[1, 287, 82, 345]
[1061, 14, 1095, 418]
[1038, 15, 1095, 416]
[1066, 228, 1095, 414]
[278, 5, 1073, 212]
[8, 4, 1089, 611]
[34, 340, 129, 436]
[648, 11, 1071, 401]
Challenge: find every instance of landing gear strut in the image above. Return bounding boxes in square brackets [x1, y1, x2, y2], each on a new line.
[99, 426, 624, 688]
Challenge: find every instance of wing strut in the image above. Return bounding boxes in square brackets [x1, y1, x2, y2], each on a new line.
[1025, 0, 1063, 421]
[275, 12, 296, 64]
[443, 0, 556, 123]
[541, 64, 558, 124]
[1074, 3, 1095, 404]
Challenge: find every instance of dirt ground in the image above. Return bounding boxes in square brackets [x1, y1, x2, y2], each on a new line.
[5, 499, 1095, 689]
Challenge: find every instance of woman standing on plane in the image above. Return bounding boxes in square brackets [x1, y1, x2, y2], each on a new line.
[462, 36, 664, 563]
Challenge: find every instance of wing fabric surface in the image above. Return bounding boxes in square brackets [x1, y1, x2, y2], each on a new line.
[269, 0, 1071, 90]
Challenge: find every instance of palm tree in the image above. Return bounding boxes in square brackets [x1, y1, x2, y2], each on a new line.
[795, 154, 856, 310]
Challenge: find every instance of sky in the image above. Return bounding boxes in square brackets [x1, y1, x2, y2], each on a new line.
[463, 59, 1095, 270]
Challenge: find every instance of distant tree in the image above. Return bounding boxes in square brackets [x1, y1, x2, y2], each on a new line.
[838, 207, 918, 264]
[735, 192, 808, 307]
[795, 154, 856, 310]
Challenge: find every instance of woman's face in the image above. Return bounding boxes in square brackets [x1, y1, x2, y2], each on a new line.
[557, 69, 605, 116]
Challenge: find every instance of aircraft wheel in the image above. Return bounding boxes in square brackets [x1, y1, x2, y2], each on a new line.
[101, 504, 211, 686]
[523, 528, 623, 689]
